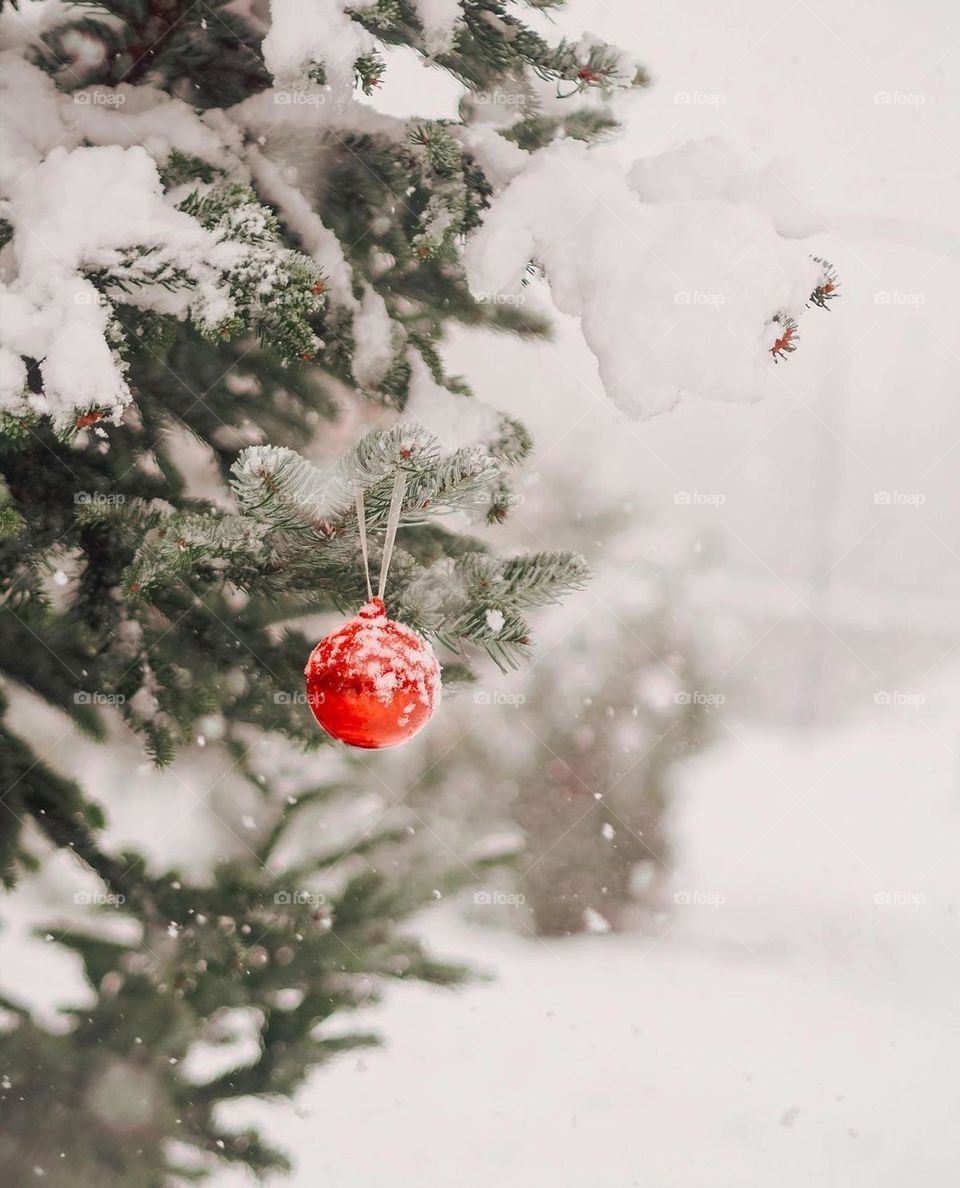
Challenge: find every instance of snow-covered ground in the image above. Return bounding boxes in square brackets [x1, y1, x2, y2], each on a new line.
[215, 679, 960, 1188]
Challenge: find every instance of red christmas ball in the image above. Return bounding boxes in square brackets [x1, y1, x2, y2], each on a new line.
[304, 597, 441, 749]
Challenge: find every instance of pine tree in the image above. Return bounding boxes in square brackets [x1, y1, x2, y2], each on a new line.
[0, 2, 641, 1182]
[395, 488, 715, 937]
[511, 578, 711, 936]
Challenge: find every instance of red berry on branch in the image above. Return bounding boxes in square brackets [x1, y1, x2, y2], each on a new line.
[75, 410, 105, 429]
[770, 318, 799, 361]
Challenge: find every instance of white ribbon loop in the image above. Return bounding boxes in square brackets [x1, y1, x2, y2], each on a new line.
[378, 470, 407, 600]
[355, 487, 373, 602]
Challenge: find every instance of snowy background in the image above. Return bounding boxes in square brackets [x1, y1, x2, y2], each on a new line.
[5, 0, 960, 1184]
[216, 2, 960, 1184]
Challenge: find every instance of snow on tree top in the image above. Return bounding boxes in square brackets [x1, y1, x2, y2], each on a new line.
[262, 0, 380, 97]
[465, 138, 824, 420]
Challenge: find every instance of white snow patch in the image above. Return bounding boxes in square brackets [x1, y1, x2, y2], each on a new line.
[244, 144, 356, 305]
[351, 285, 395, 388]
[485, 608, 505, 634]
[262, 0, 379, 97]
[402, 352, 500, 449]
[411, 0, 464, 55]
[465, 139, 821, 419]
[213, 698, 960, 1188]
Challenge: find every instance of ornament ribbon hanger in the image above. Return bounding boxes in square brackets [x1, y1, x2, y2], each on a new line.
[355, 469, 407, 604]
[354, 488, 373, 601]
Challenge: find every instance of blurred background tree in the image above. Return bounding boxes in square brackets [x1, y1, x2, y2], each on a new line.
[393, 484, 716, 937]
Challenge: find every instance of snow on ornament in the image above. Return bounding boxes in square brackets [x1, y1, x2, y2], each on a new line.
[305, 596, 440, 749]
[304, 470, 441, 748]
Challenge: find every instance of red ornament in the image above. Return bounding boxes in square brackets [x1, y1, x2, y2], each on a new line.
[304, 597, 441, 749]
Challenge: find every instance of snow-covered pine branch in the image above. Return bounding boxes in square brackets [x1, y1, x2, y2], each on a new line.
[1, 0, 835, 435]
[465, 137, 833, 419]
[124, 513, 268, 598]
[400, 548, 591, 671]
[231, 425, 500, 539]
[0, 137, 324, 427]
[231, 445, 356, 534]
[0, 0, 651, 432]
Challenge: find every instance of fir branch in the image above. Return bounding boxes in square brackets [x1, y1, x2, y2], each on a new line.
[231, 445, 353, 533]
[125, 513, 266, 596]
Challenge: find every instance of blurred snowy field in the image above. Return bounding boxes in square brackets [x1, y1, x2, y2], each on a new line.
[214, 677, 960, 1188]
